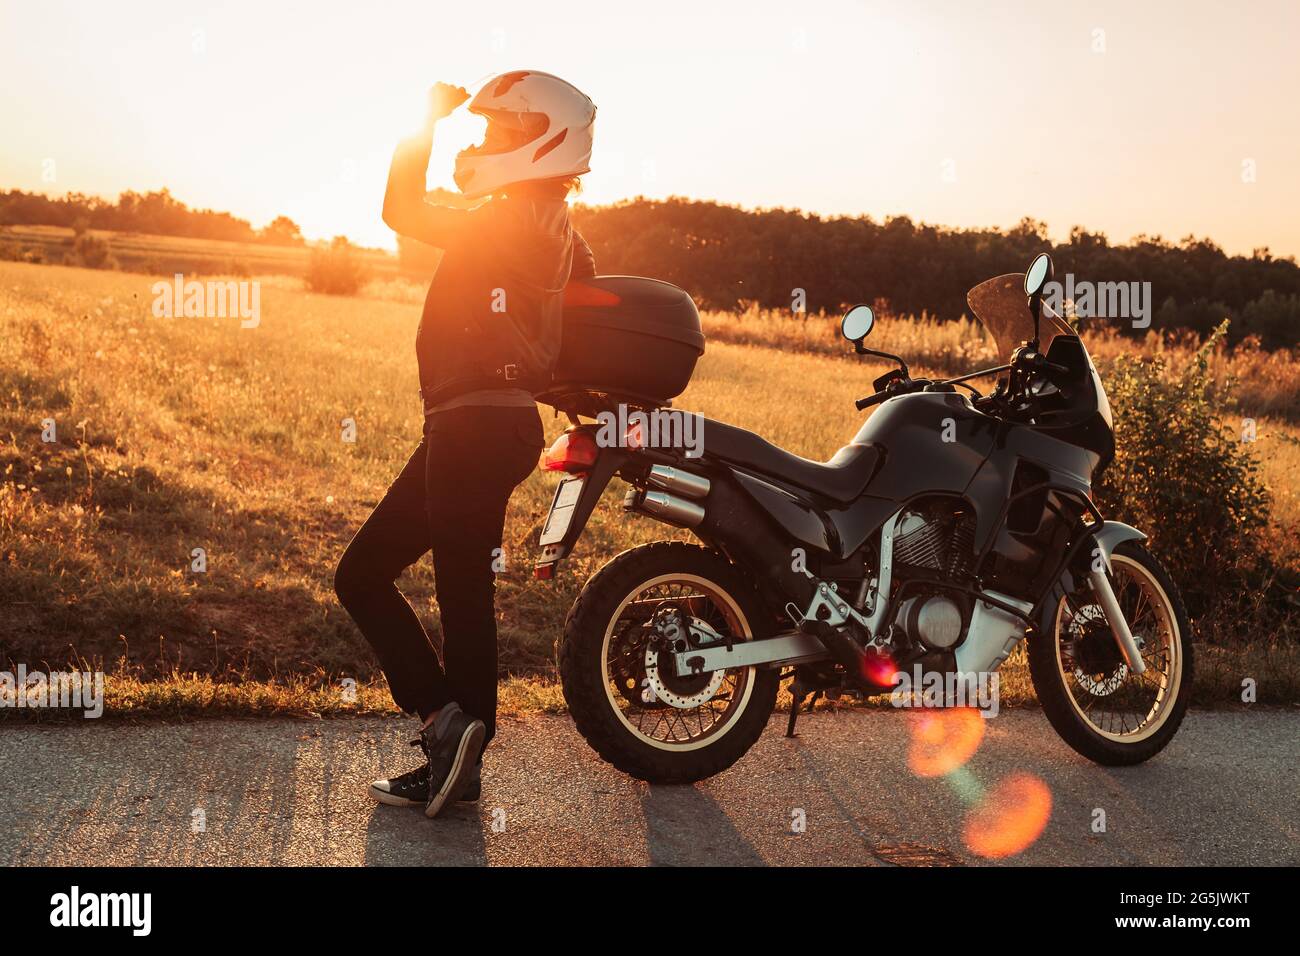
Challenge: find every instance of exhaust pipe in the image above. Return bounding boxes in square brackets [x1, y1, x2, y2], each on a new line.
[626, 489, 705, 528]
[635, 469, 822, 617]
[646, 465, 711, 500]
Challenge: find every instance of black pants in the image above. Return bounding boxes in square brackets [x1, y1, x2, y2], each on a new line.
[334, 404, 544, 750]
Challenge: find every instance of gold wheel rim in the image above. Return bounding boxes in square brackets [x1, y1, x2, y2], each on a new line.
[1053, 554, 1183, 743]
[599, 573, 757, 753]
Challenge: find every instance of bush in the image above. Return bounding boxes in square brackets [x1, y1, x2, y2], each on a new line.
[1095, 320, 1274, 618]
[0, 238, 43, 264]
[72, 232, 116, 269]
[305, 236, 368, 295]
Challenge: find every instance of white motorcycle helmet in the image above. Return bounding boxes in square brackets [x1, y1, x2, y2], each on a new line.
[453, 70, 596, 199]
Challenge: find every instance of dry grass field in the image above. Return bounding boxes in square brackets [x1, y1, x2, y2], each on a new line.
[2, 259, 1296, 716]
[0, 223, 402, 281]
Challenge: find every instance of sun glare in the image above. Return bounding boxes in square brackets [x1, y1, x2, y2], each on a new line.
[963, 773, 1053, 860]
[906, 708, 985, 778]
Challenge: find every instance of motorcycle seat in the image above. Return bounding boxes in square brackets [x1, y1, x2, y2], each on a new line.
[700, 418, 882, 504]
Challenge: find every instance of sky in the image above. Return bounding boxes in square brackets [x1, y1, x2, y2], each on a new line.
[2, 0, 1297, 255]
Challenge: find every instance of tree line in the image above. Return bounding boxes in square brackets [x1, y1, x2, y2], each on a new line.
[6, 186, 1296, 348]
[0, 188, 306, 246]
[568, 199, 1300, 348]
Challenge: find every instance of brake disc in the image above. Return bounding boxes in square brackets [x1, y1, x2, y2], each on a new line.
[643, 609, 727, 709]
[1067, 605, 1128, 696]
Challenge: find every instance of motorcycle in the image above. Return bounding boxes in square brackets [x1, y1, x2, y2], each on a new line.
[534, 253, 1192, 783]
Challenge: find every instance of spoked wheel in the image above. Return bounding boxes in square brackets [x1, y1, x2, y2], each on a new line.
[1029, 540, 1193, 765]
[560, 542, 779, 783]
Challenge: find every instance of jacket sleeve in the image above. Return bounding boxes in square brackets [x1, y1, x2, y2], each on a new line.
[570, 229, 597, 280]
[382, 133, 467, 248]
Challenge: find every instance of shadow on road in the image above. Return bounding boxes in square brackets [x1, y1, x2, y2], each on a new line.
[362, 802, 488, 866]
[639, 784, 765, 865]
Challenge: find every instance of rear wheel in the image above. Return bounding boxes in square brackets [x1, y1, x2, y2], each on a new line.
[1028, 541, 1193, 765]
[559, 541, 779, 783]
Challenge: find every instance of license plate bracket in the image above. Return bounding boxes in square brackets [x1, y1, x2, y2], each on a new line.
[540, 475, 585, 546]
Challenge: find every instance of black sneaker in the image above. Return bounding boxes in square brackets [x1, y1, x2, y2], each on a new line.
[424, 702, 486, 818]
[370, 737, 482, 807]
[460, 762, 482, 803]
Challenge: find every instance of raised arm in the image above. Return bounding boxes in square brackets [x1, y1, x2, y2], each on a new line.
[381, 83, 469, 248]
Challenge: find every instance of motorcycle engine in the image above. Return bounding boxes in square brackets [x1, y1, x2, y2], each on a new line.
[894, 591, 964, 650]
[892, 505, 976, 578]
[888, 505, 977, 652]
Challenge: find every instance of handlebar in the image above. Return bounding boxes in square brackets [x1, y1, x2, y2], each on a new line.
[853, 345, 1066, 414]
[1028, 352, 1069, 376]
[855, 392, 890, 411]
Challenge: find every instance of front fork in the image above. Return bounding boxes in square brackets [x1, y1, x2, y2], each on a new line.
[1088, 566, 1147, 675]
[1063, 521, 1151, 676]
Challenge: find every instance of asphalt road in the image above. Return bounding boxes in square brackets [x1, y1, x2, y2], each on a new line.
[1, 709, 1296, 866]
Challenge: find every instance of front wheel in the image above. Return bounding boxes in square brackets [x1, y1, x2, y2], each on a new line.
[559, 541, 779, 783]
[1028, 540, 1193, 765]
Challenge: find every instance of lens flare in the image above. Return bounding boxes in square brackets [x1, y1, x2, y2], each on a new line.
[863, 649, 898, 687]
[906, 707, 984, 778]
[962, 772, 1052, 859]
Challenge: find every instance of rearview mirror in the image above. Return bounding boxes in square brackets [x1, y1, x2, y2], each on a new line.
[840, 304, 875, 342]
[1024, 253, 1053, 297]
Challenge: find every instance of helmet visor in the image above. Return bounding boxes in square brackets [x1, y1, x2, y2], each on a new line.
[463, 109, 549, 155]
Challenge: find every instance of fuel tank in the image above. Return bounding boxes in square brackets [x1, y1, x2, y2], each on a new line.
[829, 392, 999, 557]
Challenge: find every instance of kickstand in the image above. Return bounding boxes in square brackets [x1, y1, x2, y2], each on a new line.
[785, 688, 823, 738]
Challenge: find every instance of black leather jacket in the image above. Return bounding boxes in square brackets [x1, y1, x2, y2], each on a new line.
[383, 133, 596, 406]
[414, 197, 595, 405]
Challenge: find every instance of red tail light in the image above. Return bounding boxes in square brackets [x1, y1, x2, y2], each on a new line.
[542, 429, 599, 473]
[563, 282, 622, 308]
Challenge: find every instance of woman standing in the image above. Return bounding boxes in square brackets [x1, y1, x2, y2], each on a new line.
[334, 72, 597, 818]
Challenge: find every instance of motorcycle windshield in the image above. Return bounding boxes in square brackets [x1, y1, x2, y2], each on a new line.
[969, 272, 1114, 451]
[966, 273, 1075, 360]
